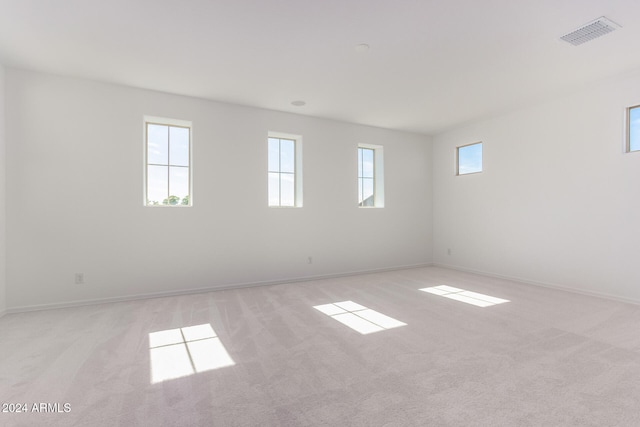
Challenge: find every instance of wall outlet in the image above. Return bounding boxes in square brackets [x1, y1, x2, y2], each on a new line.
[447, 248, 452, 256]
[75, 273, 84, 284]
[307, 256, 313, 264]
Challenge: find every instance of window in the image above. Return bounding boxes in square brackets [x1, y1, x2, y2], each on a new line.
[627, 105, 640, 152]
[145, 117, 191, 206]
[268, 133, 302, 207]
[457, 142, 482, 175]
[357, 144, 384, 207]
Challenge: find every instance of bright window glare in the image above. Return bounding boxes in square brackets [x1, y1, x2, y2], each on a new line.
[145, 120, 191, 206]
[313, 301, 406, 335]
[458, 142, 482, 175]
[149, 323, 234, 384]
[420, 286, 509, 307]
[630, 106, 640, 152]
[268, 136, 297, 207]
[358, 147, 376, 206]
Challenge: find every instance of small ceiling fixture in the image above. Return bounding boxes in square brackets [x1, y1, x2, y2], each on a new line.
[355, 43, 370, 52]
[291, 100, 306, 107]
[560, 16, 621, 46]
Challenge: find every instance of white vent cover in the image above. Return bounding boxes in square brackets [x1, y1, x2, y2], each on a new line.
[560, 17, 621, 46]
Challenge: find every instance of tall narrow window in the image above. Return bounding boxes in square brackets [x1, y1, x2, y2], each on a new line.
[145, 117, 192, 206]
[268, 133, 302, 207]
[457, 142, 482, 175]
[358, 147, 375, 206]
[358, 144, 384, 208]
[628, 105, 640, 152]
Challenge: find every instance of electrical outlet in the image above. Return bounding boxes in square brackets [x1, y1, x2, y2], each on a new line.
[307, 256, 313, 264]
[447, 248, 452, 256]
[75, 273, 84, 284]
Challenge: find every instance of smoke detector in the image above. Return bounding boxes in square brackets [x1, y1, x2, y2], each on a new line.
[560, 17, 621, 46]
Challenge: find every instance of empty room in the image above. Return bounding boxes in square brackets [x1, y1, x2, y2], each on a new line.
[1, 0, 640, 425]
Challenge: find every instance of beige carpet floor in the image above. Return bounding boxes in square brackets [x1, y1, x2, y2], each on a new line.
[2, 266, 640, 426]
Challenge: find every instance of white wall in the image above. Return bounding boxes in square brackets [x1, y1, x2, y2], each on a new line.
[5, 69, 432, 311]
[433, 71, 640, 303]
[0, 65, 6, 316]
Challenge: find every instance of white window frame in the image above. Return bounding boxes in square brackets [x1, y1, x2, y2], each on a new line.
[358, 143, 384, 208]
[626, 105, 640, 153]
[268, 132, 303, 208]
[144, 116, 192, 207]
[456, 141, 483, 176]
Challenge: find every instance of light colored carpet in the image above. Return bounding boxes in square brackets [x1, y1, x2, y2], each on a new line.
[2, 266, 640, 426]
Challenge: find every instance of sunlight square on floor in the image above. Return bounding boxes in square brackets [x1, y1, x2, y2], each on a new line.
[149, 323, 234, 384]
[420, 285, 509, 307]
[313, 301, 407, 334]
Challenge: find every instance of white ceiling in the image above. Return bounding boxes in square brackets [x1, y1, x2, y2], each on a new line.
[1, 0, 640, 135]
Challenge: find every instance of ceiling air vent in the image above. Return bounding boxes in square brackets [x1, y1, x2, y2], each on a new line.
[560, 16, 621, 46]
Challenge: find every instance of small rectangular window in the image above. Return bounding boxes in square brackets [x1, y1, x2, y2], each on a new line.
[457, 142, 482, 175]
[145, 117, 192, 206]
[627, 105, 640, 152]
[268, 133, 302, 207]
[358, 144, 384, 208]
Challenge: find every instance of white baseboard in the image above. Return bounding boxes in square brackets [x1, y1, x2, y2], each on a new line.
[432, 262, 640, 306]
[5, 262, 638, 315]
[5, 263, 434, 315]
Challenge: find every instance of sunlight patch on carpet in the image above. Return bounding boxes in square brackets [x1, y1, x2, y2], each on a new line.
[314, 301, 406, 334]
[420, 285, 509, 307]
[149, 323, 234, 384]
